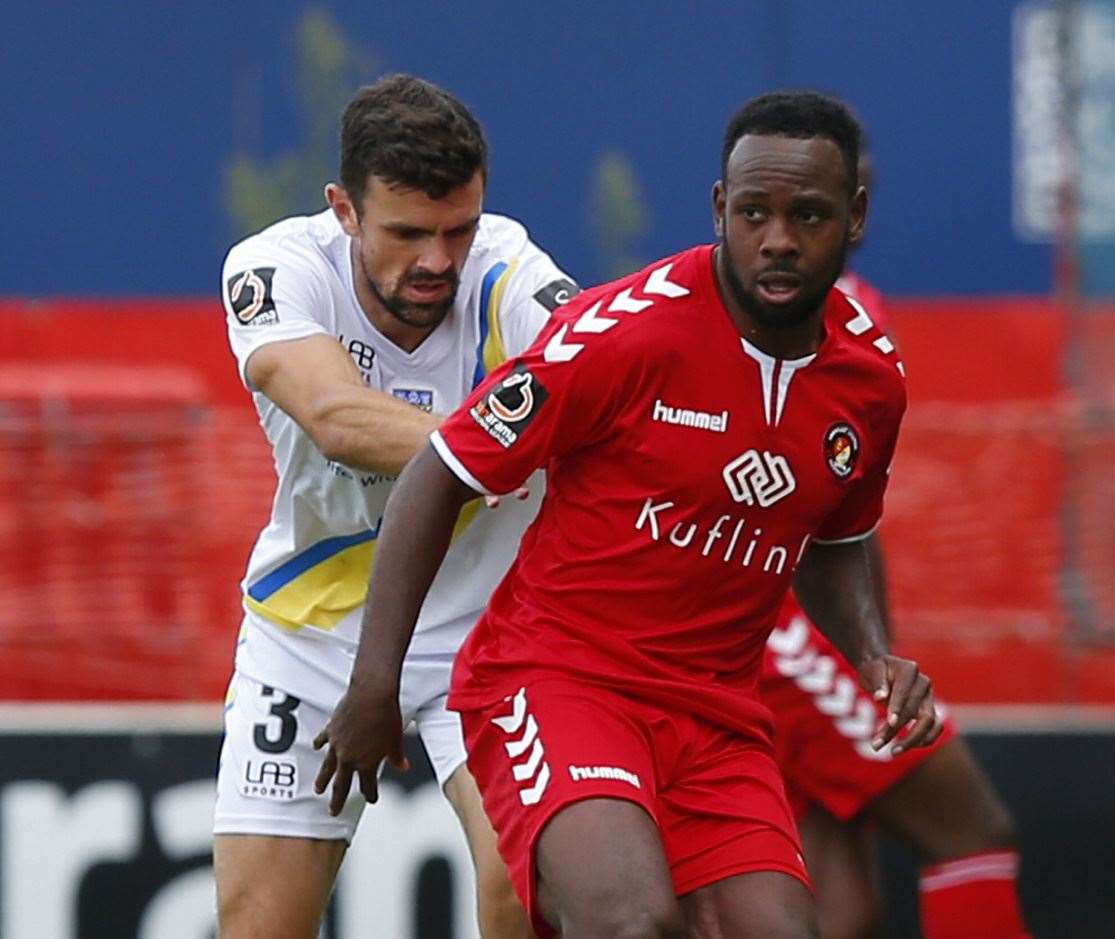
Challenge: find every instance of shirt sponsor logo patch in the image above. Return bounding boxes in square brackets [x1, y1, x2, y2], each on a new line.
[722, 450, 796, 507]
[633, 497, 801, 575]
[469, 364, 549, 448]
[227, 267, 278, 325]
[824, 423, 860, 478]
[392, 388, 434, 412]
[532, 278, 579, 312]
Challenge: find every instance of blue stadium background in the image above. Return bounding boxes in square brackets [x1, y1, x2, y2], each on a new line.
[4, 0, 1049, 297]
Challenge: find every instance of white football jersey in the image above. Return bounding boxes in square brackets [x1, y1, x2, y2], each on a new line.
[221, 208, 576, 700]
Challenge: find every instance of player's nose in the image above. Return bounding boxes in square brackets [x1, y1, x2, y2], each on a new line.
[417, 238, 454, 275]
[759, 217, 799, 259]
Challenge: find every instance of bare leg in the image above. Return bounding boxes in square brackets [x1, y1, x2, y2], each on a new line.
[797, 806, 882, 939]
[536, 798, 684, 939]
[444, 762, 536, 938]
[866, 737, 1016, 861]
[213, 833, 346, 938]
[682, 870, 818, 939]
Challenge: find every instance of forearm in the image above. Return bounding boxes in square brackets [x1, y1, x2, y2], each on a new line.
[350, 445, 476, 691]
[864, 533, 892, 639]
[792, 539, 889, 667]
[312, 385, 442, 476]
[248, 335, 443, 476]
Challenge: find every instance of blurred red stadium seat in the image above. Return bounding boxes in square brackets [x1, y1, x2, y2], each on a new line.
[0, 299, 1111, 703]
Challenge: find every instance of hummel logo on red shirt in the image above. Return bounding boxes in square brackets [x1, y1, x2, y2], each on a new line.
[569, 765, 642, 788]
[651, 398, 729, 433]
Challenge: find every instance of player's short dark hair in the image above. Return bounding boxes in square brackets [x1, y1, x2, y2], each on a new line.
[339, 74, 488, 209]
[721, 90, 861, 195]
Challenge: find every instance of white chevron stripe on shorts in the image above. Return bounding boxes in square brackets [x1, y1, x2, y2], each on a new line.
[491, 687, 551, 806]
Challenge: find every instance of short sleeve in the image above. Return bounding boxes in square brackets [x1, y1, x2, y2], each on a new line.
[432, 309, 623, 496]
[221, 243, 330, 390]
[495, 246, 579, 359]
[813, 400, 904, 544]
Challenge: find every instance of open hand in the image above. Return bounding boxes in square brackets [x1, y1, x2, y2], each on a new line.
[312, 685, 410, 816]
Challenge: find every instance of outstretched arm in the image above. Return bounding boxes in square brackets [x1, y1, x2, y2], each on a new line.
[313, 444, 477, 813]
[793, 538, 942, 754]
[248, 334, 441, 476]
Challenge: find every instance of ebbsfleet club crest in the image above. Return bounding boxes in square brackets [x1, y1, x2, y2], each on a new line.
[470, 364, 549, 448]
[824, 423, 859, 478]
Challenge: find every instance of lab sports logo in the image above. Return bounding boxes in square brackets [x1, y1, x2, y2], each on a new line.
[470, 364, 549, 448]
[227, 267, 278, 325]
[722, 449, 796, 507]
[392, 388, 434, 412]
[824, 423, 860, 478]
[241, 759, 297, 801]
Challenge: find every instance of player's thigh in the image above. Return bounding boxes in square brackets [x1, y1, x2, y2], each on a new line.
[797, 806, 881, 939]
[461, 679, 681, 935]
[442, 760, 510, 894]
[536, 798, 684, 937]
[213, 833, 346, 938]
[865, 736, 1016, 862]
[214, 670, 364, 935]
[215, 671, 365, 839]
[682, 870, 817, 939]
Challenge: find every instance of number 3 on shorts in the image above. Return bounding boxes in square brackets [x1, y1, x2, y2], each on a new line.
[253, 685, 301, 753]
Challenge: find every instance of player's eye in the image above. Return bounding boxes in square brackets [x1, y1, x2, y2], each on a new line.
[447, 220, 480, 239]
[740, 206, 766, 222]
[387, 226, 427, 241]
[794, 203, 830, 224]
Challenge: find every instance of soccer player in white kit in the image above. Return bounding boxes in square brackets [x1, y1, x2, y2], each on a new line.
[213, 75, 575, 938]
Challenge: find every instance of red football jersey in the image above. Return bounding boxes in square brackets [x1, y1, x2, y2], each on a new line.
[433, 245, 906, 741]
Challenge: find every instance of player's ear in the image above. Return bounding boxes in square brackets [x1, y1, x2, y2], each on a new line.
[712, 180, 726, 239]
[326, 183, 361, 238]
[848, 185, 867, 246]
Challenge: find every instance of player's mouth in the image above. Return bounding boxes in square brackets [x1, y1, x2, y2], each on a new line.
[755, 271, 803, 305]
[402, 280, 453, 302]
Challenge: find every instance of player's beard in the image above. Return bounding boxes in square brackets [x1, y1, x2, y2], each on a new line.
[721, 232, 850, 331]
[359, 252, 459, 330]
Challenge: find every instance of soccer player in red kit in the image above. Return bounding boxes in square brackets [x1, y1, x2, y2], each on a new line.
[316, 90, 943, 938]
[763, 149, 1031, 937]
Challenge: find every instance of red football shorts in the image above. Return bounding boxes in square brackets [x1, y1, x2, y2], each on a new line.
[762, 603, 958, 821]
[460, 676, 809, 937]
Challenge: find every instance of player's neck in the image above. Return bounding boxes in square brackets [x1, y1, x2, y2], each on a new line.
[713, 249, 825, 360]
[349, 243, 438, 354]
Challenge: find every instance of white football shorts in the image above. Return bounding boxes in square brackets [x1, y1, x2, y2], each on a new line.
[213, 623, 467, 842]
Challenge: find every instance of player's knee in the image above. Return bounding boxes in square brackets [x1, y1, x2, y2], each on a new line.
[599, 908, 687, 939]
[217, 890, 322, 939]
[561, 893, 685, 939]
